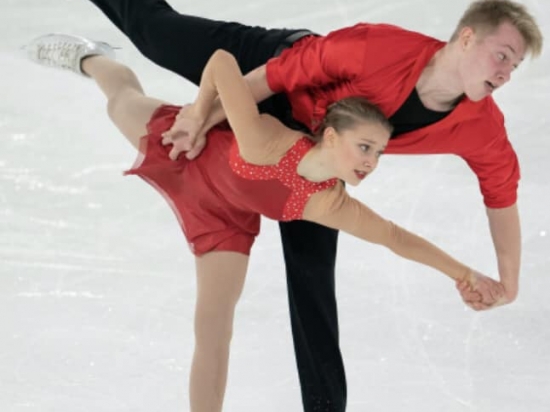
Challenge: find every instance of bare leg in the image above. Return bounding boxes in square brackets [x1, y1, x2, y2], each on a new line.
[191, 251, 249, 412]
[80, 55, 249, 412]
[81, 55, 168, 149]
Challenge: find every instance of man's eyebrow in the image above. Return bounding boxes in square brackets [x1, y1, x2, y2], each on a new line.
[504, 44, 524, 61]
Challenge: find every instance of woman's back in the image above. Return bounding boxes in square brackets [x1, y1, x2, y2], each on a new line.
[126, 105, 337, 254]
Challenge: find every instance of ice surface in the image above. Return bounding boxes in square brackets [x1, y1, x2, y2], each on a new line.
[1, 0, 549, 411]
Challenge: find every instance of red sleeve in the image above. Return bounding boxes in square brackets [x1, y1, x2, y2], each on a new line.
[463, 128, 520, 208]
[266, 24, 371, 93]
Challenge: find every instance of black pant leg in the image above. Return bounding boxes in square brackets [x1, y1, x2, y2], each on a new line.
[279, 220, 346, 412]
[88, 0, 297, 85]
[87, 1, 346, 410]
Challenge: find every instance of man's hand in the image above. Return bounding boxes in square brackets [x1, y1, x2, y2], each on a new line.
[161, 104, 207, 160]
[456, 271, 510, 310]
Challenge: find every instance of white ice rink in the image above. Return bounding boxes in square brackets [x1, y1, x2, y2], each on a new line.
[1, 0, 549, 411]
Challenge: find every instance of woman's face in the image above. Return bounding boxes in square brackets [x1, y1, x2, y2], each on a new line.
[327, 121, 390, 186]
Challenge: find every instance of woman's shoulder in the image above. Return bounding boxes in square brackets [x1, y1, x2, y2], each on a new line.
[239, 118, 305, 165]
[302, 181, 348, 221]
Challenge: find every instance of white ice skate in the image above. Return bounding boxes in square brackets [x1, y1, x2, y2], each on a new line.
[25, 33, 116, 77]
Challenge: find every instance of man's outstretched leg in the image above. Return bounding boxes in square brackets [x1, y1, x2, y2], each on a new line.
[88, 0, 302, 85]
[86, 2, 347, 410]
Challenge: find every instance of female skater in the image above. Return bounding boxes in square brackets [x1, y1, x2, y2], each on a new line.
[26, 34, 503, 412]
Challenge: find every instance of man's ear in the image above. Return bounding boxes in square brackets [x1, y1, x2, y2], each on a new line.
[459, 26, 476, 49]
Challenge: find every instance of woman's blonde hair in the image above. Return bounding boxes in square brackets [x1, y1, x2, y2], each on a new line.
[450, 0, 543, 57]
[312, 97, 393, 142]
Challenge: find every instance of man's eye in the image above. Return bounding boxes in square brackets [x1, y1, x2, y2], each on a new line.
[359, 144, 370, 152]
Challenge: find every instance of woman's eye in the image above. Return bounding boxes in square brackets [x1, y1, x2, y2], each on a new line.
[359, 144, 370, 152]
[497, 52, 506, 61]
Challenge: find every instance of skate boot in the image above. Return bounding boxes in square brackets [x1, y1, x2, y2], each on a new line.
[25, 33, 116, 77]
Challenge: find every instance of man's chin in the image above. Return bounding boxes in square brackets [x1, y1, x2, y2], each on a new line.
[465, 91, 489, 102]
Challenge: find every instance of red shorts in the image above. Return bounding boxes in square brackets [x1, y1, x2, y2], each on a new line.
[125, 105, 259, 256]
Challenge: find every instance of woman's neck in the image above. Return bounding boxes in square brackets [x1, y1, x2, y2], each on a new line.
[297, 142, 338, 182]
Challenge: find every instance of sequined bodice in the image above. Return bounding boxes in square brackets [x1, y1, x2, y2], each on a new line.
[228, 137, 338, 221]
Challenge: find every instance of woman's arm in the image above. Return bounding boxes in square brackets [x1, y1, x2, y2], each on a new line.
[190, 50, 285, 162]
[198, 64, 273, 136]
[163, 64, 276, 161]
[303, 186, 498, 287]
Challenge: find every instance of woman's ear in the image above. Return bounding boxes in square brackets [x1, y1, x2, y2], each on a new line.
[323, 126, 338, 148]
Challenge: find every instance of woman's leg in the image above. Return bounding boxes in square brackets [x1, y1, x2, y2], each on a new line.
[74, 54, 250, 411]
[191, 251, 249, 412]
[81, 55, 167, 149]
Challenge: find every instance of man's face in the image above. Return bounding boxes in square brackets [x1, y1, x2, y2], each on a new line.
[459, 21, 527, 101]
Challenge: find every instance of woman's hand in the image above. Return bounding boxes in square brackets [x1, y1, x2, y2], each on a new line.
[161, 104, 208, 160]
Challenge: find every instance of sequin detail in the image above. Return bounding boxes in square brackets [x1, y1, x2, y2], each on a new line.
[229, 137, 338, 220]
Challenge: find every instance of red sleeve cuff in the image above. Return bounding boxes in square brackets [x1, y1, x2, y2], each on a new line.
[265, 58, 285, 93]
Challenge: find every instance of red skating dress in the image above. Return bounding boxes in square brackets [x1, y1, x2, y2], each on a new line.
[125, 105, 337, 256]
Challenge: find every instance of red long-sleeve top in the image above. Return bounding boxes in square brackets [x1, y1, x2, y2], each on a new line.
[266, 23, 520, 208]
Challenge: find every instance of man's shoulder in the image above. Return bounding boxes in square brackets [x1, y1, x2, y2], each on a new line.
[330, 22, 437, 42]
[325, 22, 443, 62]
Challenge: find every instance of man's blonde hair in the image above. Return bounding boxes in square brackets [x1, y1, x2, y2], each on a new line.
[450, 0, 543, 57]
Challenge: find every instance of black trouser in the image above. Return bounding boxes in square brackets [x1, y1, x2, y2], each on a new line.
[87, 1, 345, 410]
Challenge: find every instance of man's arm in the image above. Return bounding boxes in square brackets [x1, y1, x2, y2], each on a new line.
[487, 203, 521, 301]
[455, 203, 521, 309]
[458, 122, 521, 308]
